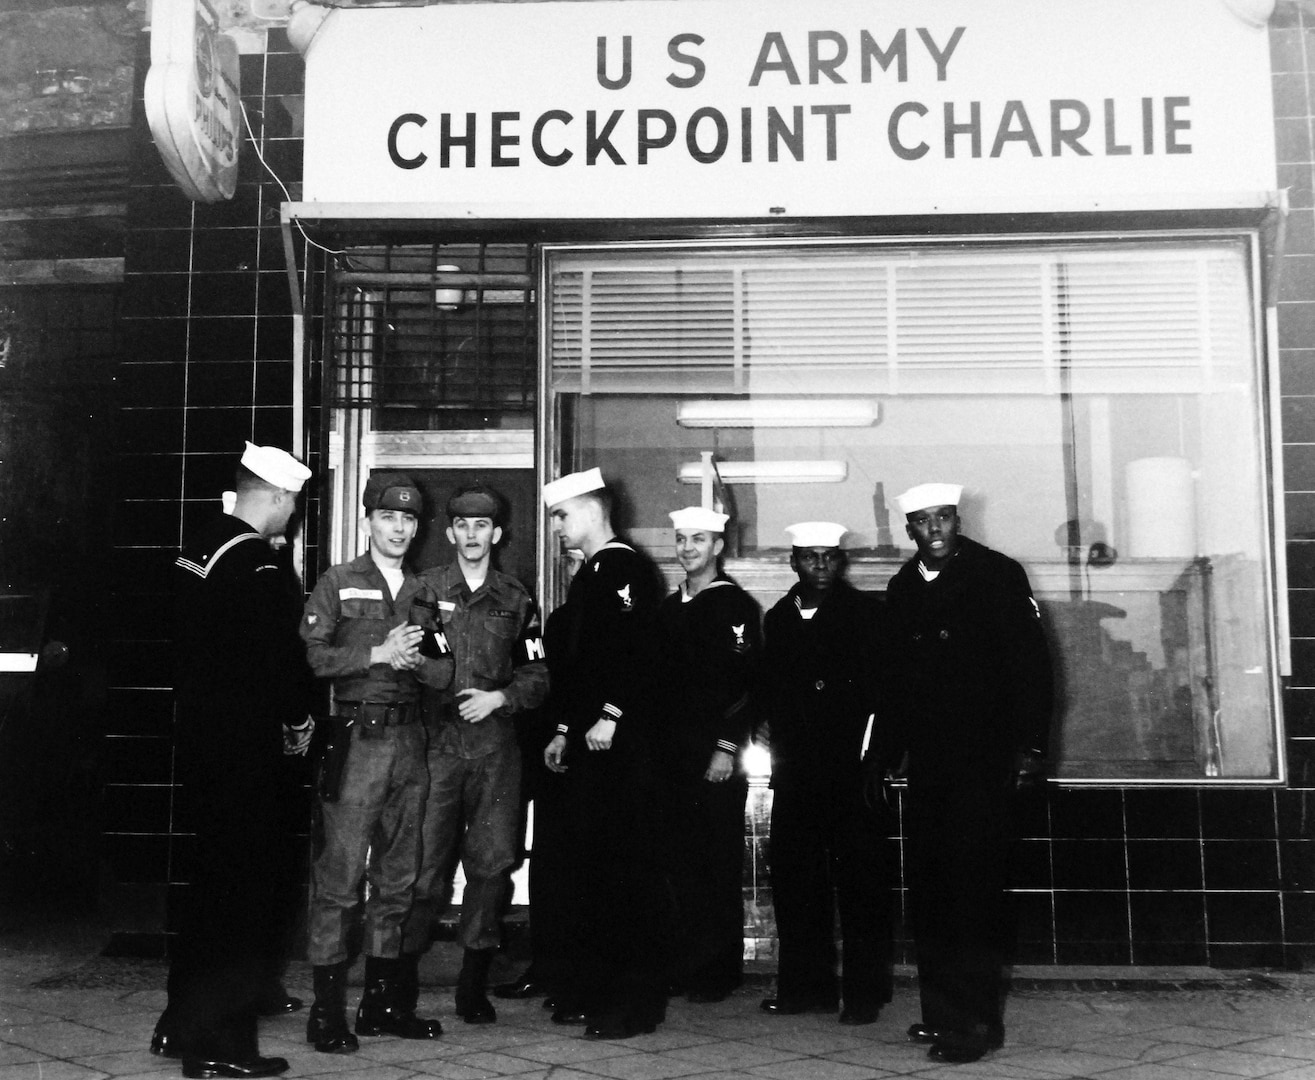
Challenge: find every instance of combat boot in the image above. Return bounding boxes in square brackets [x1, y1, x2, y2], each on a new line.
[455, 948, 496, 1024]
[355, 956, 443, 1039]
[307, 963, 358, 1054]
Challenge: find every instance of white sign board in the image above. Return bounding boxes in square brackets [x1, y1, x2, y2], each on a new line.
[145, 0, 241, 202]
[302, 0, 1276, 217]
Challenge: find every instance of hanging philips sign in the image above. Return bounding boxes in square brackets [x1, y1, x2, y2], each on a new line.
[145, 0, 241, 203]
[300, 0, 1276, 217]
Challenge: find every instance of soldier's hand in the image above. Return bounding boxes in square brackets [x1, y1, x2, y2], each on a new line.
[544, 734, 568, 772]
[391, 647, 422, 670]
[585, 717, 616, 751]
[373, 623, 424, 668]
[457, 687, 507, 723]
[704, 749, 735, 783]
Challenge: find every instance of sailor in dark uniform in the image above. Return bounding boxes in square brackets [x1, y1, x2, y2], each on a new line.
[152, 442, 314, 1080]
[657, 506, 760, 1003]
[884, 483, 1052, 1065]
[541, 468, 668, 1040]
[759, 522, 894, 1026]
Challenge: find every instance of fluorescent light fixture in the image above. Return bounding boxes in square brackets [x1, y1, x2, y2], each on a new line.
[678, 460, 847, 484]
[0, 653, 38, 673]
[434, 264, 464, 311]
[677, 399, 878, 428]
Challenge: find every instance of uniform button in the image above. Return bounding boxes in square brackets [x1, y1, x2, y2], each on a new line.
[939, 629, 950, 640]
[814, 679, 825, 690]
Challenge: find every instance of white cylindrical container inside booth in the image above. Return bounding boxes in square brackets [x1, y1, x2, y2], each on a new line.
[1126, 456, 1196, 558]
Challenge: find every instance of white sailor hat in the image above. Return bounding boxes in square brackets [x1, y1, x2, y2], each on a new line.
[785, 521, 847, 548]
[241, 441, 312, 492]
[896, 483, 963, 517]
[670, 506, 729, 533]
[542, 467, 605, 508]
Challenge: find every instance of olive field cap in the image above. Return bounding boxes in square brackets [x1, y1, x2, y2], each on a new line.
[785, 521, 847, 548]
[670, 507, 729, 533]
[447, 483, 504, 522]
[542, 467, 605, 508]
[363, 472, 422, 513]
[240, 441, 312, 492]
[896, 483, 963, 517]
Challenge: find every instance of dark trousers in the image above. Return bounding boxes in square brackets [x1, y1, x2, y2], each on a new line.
[308, 722, 426, 965]
[558, 740, 669, 1025]
[665, 775, 748, 994]
[905, 772, 1015, 1038]
[403, 730, 522, 954]
[164, 753, 297, 1059]
[768, 781, 893, 1010]
[524, 764, 573, 988]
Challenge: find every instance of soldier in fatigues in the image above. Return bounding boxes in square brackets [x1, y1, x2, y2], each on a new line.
[152, 442, 313, 1080]
[542, 468, 668, 1040]
[884, 483, 1052, 1065]
[300, 473, 452, 1054]
[657, 506, 760, 1003]
[759, 522, 893, 1027]
[404, 484, 549, 1025]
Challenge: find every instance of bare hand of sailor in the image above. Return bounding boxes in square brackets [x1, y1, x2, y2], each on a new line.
[704, 748, 734, 783]
[283, 716, 314, 756]
[544, 733, 568, 772]
[585, 716, 616, 750]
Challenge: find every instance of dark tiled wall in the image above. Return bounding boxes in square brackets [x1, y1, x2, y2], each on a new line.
[105, 28, 310, 948]
[105, 12, 1315, 967]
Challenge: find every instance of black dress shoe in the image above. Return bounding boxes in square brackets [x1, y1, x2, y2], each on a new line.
[551, 1006, 588, 1025]
[760, 996, 838, 1015]
[455, 991, 497, 1025]
[492, 977, 546, 1000]
[583, 1015, 657, 1040]
[150, 1028, 183, 1058]
[907, 1023, 943, 1044]
[180, 1056, 289, 1079]
[256, 995, 303, 1017]
[928, 1031, 993, 1064]
[686, 987, 733, 1004]
[839, 1005, 880, 1026]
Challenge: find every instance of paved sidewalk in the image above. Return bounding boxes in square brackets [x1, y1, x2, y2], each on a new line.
[6, 925, 1315, 1080]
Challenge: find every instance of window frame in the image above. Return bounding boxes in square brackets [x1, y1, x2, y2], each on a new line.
[538, 229, 1287, 787]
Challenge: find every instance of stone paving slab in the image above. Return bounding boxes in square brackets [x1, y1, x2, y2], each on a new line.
[7, 934, 1315, 1080]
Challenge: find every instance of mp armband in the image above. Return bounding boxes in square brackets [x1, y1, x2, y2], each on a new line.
[420, 627, 451, 659]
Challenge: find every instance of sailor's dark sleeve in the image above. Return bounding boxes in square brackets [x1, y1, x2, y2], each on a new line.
[578, 551, 660, 725]
[998, 559, 1054, 756]
[703, 590, 760, 755]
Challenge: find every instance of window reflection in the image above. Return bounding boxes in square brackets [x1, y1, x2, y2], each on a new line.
[547, 238, 1280, 783]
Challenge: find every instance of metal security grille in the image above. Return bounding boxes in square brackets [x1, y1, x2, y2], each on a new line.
[328, 242, 536, 430]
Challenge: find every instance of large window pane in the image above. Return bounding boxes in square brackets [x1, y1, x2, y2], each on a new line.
[547, 238, 1281, 783]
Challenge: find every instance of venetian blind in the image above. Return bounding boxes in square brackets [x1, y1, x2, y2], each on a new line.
[548, 241, 1253, 396]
